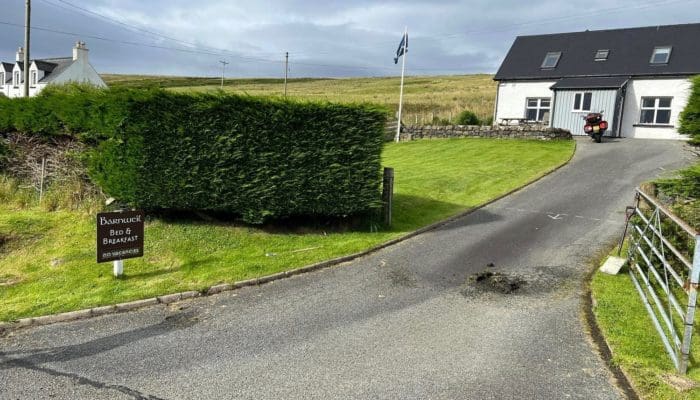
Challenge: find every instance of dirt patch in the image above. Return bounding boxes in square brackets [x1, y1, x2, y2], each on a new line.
[0, 274, 22, 287]
[465, 271, 525, 294]
[662, 373, 699, 392]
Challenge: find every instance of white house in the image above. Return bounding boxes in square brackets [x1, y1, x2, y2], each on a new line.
[493, 23, 700, 140]
[2, 41, 106, 98]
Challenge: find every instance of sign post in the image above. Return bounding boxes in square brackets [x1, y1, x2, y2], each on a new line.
[96, 210, 145, 277]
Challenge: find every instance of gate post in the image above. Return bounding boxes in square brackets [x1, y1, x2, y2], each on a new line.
[382, 167, 394, 227]
[679, 235, 700, 374]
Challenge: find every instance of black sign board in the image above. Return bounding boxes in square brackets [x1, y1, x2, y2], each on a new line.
[96, 210, 145, 263]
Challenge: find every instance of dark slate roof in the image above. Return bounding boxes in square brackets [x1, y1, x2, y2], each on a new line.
[494, 23, 700, 81]
[550, 76, 629, 90]
[37, 58, 74, 83]
[34, 60, 58, 72]
[1, 62, 13, 72]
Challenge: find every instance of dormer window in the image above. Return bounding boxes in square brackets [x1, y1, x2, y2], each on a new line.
[0, 73, 4, 85]
[14, 71, 20, 87]
[541, 52, 561, 69]
[650, 46, 672, 64]
[594, 49, 609, 61]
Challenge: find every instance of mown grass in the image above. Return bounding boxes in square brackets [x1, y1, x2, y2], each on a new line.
[0, 138, 573, 321]
[102, 74, 497, 124]
[592, 263, 700, 399]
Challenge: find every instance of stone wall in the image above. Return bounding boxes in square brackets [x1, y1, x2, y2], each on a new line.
[395, 124, 572, 141]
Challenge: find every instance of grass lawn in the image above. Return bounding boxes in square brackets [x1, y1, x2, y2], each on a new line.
[592, 252, 700, 399]
[102, 74, 497, 124]
[0, 138, 573, 322]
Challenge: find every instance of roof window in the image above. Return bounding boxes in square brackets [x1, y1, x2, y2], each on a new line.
[594, 49, 609, 61]
[541, 52, 561, 69]
[650, 46, 672, 64]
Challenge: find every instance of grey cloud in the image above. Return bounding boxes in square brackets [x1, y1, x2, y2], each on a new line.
[1, 0, 698, 78]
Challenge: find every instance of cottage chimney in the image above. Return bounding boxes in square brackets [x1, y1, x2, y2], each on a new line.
[16, 47, 24, 62]
[72, 41, 89, 62]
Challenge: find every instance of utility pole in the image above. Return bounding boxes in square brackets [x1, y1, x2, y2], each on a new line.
[284, 52, 289, 97]
[219, 60, 229, 89]
[23, 0, 31, 97]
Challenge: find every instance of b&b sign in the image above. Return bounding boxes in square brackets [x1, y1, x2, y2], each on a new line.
[96, 210, 145, 263]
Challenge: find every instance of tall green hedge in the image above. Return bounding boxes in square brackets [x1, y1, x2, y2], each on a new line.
[680, 75, 700, 144]
[1, 86, 387, 223]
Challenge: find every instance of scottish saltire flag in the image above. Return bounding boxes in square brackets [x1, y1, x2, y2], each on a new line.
[394, 32, 408, 64]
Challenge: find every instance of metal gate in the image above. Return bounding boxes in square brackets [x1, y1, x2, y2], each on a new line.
[626, 188, 700, 373]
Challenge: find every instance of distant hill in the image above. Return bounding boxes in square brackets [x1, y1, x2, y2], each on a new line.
[101, 74, 496, 124]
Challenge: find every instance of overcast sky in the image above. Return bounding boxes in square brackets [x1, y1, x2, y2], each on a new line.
[0, 0, 698, 78]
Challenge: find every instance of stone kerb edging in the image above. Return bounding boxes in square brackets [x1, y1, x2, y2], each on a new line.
[0, 141, 577, 333]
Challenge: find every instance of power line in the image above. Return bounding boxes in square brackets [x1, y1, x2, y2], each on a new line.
[3, 0, 694, 76]
[35, 0, 281, 59]
[0, 20, 472, 73]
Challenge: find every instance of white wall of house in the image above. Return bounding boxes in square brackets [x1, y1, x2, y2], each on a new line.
[49, 58, 106, 88]
[9, 64, 23, 98]
[0, 70, 9, 97]
[495, 80, 556, 125]
[621, 78, 692, 140]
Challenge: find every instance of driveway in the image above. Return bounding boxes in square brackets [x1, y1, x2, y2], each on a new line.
[0, 138, 693, 400]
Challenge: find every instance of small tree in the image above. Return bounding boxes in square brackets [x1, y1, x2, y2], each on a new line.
[680, 75, 700, 145]
[455, 110, 480, 126]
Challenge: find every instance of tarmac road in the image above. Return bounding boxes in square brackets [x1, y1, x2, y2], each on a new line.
[0, 138, 693, 400]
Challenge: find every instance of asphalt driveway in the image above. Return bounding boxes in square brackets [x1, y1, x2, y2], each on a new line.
[0, 138, 693, 400]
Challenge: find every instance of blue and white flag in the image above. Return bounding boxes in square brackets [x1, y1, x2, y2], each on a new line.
[394, 32, 408, 64]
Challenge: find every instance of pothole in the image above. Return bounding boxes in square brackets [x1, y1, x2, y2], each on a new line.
[465, 271, 526, 294]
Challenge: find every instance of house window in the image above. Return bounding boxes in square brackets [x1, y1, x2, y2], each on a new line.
[14, 71, 20, 87]
[30, 71, 37, 86]
[525, 98, 551, 122]
[640, 97, 672, 125]
[0, 73, 3, 85]
[594, 49, 609, 61]
[573, 92, 592, 112]
[541, 52, 561, 69]
[650, 46, 672, 64]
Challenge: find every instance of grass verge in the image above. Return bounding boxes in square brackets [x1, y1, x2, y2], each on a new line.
[591, 247, 700, 399]
[0, 138, 573, 321]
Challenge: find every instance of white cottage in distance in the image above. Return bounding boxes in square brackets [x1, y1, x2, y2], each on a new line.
[494, 23, 700, 140]
[1, 41, 106, 98]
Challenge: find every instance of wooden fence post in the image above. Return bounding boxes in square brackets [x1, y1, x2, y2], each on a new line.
[382, 167, 394, 227]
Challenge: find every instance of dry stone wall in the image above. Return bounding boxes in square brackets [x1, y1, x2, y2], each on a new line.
[395, 124, 572, 141]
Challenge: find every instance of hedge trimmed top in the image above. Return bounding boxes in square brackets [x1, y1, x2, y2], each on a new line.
[0, 85, 388, 223]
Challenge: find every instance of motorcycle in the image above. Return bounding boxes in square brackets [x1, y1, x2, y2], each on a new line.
[582, 111, 608, 143]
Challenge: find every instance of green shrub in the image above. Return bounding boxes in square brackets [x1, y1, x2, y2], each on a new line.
[656, 163, 700, 199]
[680, 75, 700, 144]
[0, 84, 146, 141]
[1, 85, 386, 223]
[87, 91, 386, 223]
[455, 110, 480, 125]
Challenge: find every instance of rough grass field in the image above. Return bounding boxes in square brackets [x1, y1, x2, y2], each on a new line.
[0, 138, 573, 321]
[101, 74, 497, 124]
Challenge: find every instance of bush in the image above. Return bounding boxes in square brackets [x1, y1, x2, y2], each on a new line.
[0, 84, 146, 141]
[655, 163, 700, 199]
[86, 90, 387, 223]
[455, 110, 480, 125]
[680, 75, 700, 144]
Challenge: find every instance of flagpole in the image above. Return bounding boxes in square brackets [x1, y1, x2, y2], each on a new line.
[394, 27, 407, 143]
